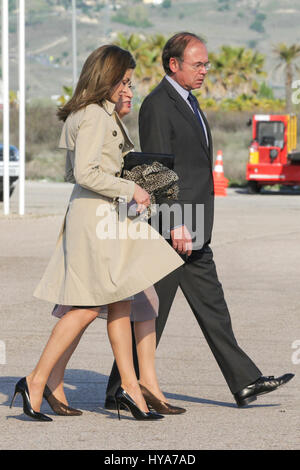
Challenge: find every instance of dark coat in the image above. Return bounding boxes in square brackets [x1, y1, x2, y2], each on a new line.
[139, 77, 215, 248]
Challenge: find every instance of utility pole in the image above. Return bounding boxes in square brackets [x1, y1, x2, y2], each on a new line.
[2, 0, 10, 215]
[19, 0, 25, 215]
[72, 0, 77, 91]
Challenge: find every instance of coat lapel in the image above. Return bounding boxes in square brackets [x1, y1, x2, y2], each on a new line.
[102, 99, 134, 151]
[162, 78, 212, 164]
[114, 111, 134, 148]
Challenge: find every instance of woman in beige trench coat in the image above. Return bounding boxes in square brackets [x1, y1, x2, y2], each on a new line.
[41, 78, 186, 417]
[10, 45, 184, 422]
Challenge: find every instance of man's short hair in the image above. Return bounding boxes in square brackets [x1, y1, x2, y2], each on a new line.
[162, 32, 206, 75]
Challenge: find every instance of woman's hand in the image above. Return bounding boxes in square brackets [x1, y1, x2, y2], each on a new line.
[133, 184, 151, 214]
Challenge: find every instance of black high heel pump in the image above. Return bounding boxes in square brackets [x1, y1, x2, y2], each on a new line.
[139, 384, 186, 415]
[114, 386, 164, 421]
[43, 385, 82, 416]
[10, 377, 52, 422]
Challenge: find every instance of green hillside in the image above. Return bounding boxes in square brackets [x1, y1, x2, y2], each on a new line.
[6, 0, 300, 100]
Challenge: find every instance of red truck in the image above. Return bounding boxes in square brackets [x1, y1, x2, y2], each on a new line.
[246, 114, 300, 193]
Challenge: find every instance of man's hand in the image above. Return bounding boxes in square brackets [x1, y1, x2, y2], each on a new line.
[170, 225, 193, 257]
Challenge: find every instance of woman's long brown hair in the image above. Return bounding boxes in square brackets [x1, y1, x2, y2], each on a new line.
[57, 45, 136, 122]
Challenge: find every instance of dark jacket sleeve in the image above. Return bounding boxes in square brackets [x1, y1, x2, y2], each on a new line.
[139, 96, 173, 155]
[139, 95, 183, 233]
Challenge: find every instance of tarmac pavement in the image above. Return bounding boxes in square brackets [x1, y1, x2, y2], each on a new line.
[0, 181, 299, 451]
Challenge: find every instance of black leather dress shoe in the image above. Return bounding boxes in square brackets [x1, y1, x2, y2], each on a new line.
[104, 396, 126, 410]
[234, 373, 294, 407]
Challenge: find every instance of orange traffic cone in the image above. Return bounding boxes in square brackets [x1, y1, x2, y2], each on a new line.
[213, 150, 229, 196]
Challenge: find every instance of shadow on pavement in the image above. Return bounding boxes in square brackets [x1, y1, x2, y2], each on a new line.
[1, 371, 120, 421]
[1, 370, 279, 421]
[164, 391, 279, 409]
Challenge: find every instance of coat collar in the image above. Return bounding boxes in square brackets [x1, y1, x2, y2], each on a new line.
[102, 99, 116, 116]
[102, 99, 134, 148]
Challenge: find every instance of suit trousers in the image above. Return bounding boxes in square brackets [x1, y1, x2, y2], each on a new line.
[105, 244, 262, 397]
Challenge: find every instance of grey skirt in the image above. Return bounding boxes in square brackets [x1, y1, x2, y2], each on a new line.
[51, 286, 159, 322]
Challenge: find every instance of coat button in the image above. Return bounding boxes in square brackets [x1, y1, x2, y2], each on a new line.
[115, 171, 120, 177]
[112, 130, 117, 136]
[119, 143, 123, 149]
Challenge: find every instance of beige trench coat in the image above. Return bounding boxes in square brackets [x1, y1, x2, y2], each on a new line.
[34, 101, 184, 306]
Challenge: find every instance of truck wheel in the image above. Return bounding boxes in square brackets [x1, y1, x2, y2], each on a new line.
[247, 181, 261, 194]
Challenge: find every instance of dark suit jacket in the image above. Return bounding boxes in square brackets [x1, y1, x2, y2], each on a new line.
[139, 77, 214, 248]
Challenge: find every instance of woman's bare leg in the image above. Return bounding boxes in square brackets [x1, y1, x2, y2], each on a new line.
[134, 319, 167, 402]
[26, 308, 99, 412]
[46, 326, 87, 405]
[107, 301, 149, 412]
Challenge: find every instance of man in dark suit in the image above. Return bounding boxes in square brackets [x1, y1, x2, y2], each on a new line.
[105, 32, 293, 408]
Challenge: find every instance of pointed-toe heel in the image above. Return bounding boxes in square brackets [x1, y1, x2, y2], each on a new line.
[43, 385, 82, 416]
[10, 377, 52, 422]
[114, 386, 164, 421]
[139, 384, 186, 415]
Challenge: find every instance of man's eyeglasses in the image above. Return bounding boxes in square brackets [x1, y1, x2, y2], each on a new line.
[178, 59, 211, 72]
